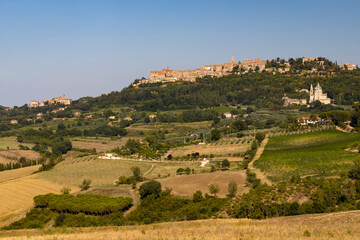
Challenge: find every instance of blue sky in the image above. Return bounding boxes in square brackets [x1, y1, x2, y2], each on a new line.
[1, 0, 359, 107]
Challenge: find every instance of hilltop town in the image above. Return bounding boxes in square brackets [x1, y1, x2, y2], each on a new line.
[28, 94, 72, 108]
[133, 57, 358, 85]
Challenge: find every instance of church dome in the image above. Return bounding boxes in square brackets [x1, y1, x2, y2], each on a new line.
[315, 83, 322, 90]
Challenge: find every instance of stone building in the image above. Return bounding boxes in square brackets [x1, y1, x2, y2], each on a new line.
[29, 100, 39, 108]
[144, 56, 267, 84]
[341, 61, 357, 71]
[309, 83, 331, 104]
[45, 94, 72, 105]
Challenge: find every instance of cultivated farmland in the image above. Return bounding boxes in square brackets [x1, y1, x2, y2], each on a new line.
[36, 156, 202, 188]
[0, 176, 63, 227]
[168, 137, 252, 157]
[254, 130, 360, 182]
[158, 171, 247, 197]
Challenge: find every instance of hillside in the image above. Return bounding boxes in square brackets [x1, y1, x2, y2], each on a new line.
[70, 69, 360, 112]
[1, 211, 360, 239]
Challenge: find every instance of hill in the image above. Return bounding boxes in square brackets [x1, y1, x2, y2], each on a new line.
[70, 69, 360, 112]
[1, 210, 359, 239]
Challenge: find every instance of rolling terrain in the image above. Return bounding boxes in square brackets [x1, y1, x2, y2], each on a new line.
[1, 211, 359, 239]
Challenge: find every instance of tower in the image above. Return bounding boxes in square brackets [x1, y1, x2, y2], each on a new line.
[309, 84, 314, 103]
[232, 56, 235, 63]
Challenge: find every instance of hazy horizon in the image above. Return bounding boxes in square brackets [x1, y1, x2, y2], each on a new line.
[1, 0, 360, 107]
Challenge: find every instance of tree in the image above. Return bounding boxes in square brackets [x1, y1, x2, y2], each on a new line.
[130, 166, 141, 181]
[61, 186, 71, 194]
[222, 159, 230, 168]
[210, 129, 221, 141]
[255, 132, 265, 143]
[139, 180, 162, 199]
[209, 184, 220, 197]
[144, 117, 150, 123]
[349, 159, 360, 180]
[193, 190, 204, 202]
[228, 181, 237, 197]
[79, 179, 91, 191]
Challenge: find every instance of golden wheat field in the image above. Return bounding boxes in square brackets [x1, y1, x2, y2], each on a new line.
[0, 176, 63, 227]
[0, 165, 40, 183]
[158, 171, 247, 197]
[1, 211, 360, 239]
[168, 138, 251, 157]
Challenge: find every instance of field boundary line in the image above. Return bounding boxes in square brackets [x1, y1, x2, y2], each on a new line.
[144, 164, 154, 176]
[248, 137, 272, 185]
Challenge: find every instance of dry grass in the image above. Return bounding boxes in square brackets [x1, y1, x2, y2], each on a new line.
[158, 171, 247, 197]
[0, 150, 40, 164]
[1, 211, 360, 239]
[169, 138, 251, 157]
[36, 156, 154, 188]
[0, 176, 63, 227]
[36, 154, 203, 188]
[0, 165, 40, 183]
[0, 137, 34, 150]
[71, 137, 142, 152]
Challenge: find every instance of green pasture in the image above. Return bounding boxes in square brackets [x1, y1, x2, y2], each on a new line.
[0, 137, 34, 150]
[254, 130, 360, 182]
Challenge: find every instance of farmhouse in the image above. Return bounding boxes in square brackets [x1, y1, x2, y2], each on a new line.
[10, 119, 18, 124]
[223, 112, 232, 119]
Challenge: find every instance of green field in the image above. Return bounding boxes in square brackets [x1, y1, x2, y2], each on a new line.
[254, 130, 360, 182]
[0, 137, 34, 150]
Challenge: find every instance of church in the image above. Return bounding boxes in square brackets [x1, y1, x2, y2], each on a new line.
[309, 83, 331, 104]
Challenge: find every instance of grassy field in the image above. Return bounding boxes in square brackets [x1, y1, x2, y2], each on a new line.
[254, 130, 360, 182]
[1, 210, 360, 239]
[0, 137, 34, 150]
[36, 156, 202, 188]
[158, 171, 247, 197]
[0, 176, 63, 228]
[0, 165, 40, 183]
[0, 150, 40, 164]
[71, 137, 142, 152]
[168, 137, 251, 157]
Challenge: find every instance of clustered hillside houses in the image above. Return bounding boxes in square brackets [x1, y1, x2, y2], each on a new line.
[29, 94, 72, 108]
[283, 83, 332, 107]
[133, 56, 357, 85]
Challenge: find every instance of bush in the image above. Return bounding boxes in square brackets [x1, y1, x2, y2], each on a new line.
[79, 179, 91, 191]
[139, 180, 162, 199]
[255, 132, 265, 143]
[228, 181, 237, 197]
[349, 159, 360, 180]
[61, 186, 71, 194]
[222, 159, 230, 168]
[193, 190, 204, 203]
[209, 184, 220, 197]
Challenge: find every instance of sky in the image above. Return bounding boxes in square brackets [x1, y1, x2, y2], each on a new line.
[0, 0, 359, 107]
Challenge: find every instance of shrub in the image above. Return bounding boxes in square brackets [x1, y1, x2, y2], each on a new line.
[79, 179, 91, 191]
[222, 159, 230, 168]
[209, 184, 220, 197]
[193, 190, 204, 203]
[61, 186, 71, 194]
[228, 181, 237, 197]
[139, 180, 162, 199]
[255, 132, 265, 143]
